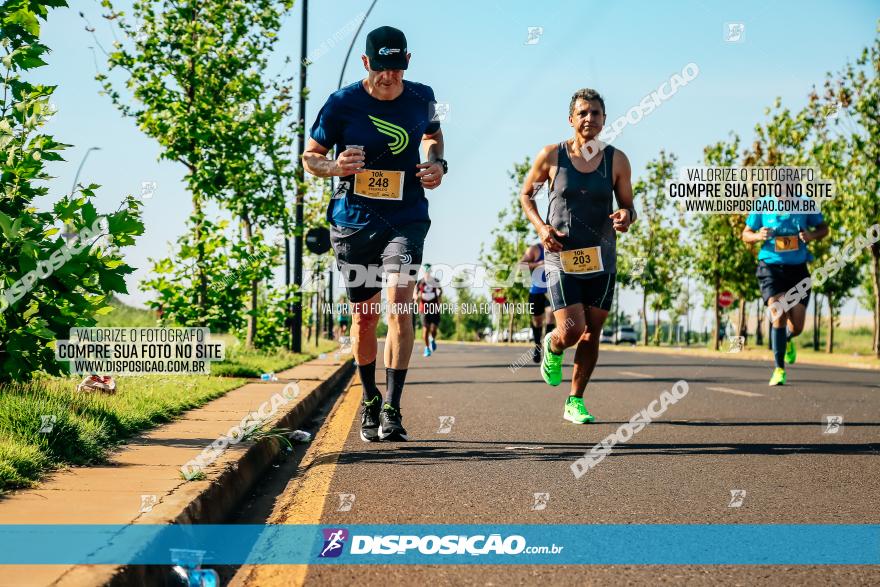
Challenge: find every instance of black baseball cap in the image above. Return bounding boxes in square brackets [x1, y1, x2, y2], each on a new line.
[365, 26, 408, 71]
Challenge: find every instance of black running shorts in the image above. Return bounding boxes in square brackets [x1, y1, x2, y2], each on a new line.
[756, 260, 811, 307]
[528, 292, 549, 316]
[546, 271, 615, 312]
[330, 221, 430, 303]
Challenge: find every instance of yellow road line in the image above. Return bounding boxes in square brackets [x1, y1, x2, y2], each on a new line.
[618, 370, 652, 379]
[234, 379, 362, 587]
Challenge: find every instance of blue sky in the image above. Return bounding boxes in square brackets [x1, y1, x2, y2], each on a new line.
[38, 0, 879, 328]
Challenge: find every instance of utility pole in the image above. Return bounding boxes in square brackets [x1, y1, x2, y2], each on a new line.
[291, 0, 308, 352]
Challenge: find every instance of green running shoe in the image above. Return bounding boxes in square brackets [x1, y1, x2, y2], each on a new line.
[541, 332, 563, 386]
[563, 396, 595, 424]
[785, 339, 797, 364]
[769, 367, 786, 386]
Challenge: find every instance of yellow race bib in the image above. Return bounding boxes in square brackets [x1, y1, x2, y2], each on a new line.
[774, 235, 799, 253]
[560, 246, 603, 274]
[354, 170, 404, 200]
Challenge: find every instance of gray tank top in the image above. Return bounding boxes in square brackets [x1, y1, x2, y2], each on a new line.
[544, 141, 617, 277]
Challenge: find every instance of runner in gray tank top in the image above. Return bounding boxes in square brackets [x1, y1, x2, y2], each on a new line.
[519, 88, 637, 424]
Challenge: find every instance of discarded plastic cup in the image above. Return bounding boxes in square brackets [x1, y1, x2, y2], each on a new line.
[260, 373, 278, 382]
[289, 430, 312, 443]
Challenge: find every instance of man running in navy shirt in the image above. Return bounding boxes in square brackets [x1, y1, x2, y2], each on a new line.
[303, 26, 447, 442]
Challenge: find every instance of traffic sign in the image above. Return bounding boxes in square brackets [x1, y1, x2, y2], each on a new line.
[718, 291, 734, 308]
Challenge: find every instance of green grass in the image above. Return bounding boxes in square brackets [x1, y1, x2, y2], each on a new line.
[797, 325, 875, 355]
[0, 333, 342, 492]
[94, 297, 160, 327]
[211, 335, 337, 377]
[0, 374, 245, 492]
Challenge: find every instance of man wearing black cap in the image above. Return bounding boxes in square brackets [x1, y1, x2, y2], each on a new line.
[303, 26, 446, 442]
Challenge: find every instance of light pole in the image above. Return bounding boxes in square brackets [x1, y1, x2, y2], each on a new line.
[319, 1, 376, 343]
[64, 146, 101, 242]
[291, 0, 309, 352]
[69, 146, 101, 197]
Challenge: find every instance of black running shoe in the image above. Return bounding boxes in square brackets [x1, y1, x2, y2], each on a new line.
[360, 396, 381, 442]
[531, 345, 541, 363]
[379, 403, 408, 441]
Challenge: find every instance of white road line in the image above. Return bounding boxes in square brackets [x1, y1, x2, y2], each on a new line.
[707, 386, 764, 398]
[618, 371, 652, 379]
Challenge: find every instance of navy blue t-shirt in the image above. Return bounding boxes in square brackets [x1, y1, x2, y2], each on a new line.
[310, 80, 440, 229]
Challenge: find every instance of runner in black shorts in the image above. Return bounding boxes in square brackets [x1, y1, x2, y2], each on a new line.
[303, 26, 448, 441]
[520, 88, 636, 424]
[742, 192, 828, 386]
[520, 242, 556, 363]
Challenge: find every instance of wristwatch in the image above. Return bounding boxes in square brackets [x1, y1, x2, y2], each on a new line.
[433, 158, 448, 174]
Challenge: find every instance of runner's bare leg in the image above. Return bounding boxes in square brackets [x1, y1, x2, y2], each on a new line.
[571, 306, 609, 397]
[351, 292, 381, 365]
[385, 273, 417, 369]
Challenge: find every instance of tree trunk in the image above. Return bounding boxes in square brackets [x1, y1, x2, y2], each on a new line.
[812, 297, 820, 351]
[507, 309, 515, 343]
[653, 308, 660, 346]
[641, 291, 649, 345]
[826, 293, 835, 354]
[712, 274, 720, 351]
[241, 211, 258, 349]
[736, 298, 747, 345]
[755, 299, 764, 346]
[872, 248, 880, 357]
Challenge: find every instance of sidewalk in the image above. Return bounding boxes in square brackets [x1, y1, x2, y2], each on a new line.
[0, 353, 354, 587]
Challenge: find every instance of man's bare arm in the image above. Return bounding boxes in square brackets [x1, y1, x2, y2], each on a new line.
[610, 150, 635, 232]
[422, 128, 444, 162]
[302, 138, 364, 178]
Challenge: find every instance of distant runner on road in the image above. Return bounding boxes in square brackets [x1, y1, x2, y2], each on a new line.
[742, 191, 828, 386]
[414, 263, 442, 357]
[520, 242, 556, 363]
[302, 26, 448, 442]
[520, 88, 636, 424]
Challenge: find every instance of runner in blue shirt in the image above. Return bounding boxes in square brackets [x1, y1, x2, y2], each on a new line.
[743, 196, 828, 386]
[303, 26, 448, 442]
[520, 242, 556, 363]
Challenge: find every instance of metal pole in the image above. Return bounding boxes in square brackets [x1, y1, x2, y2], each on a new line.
[326, 267, 334, 339]
[292, 0, 308, 352]
[70, 147, 101, 197]
[337, 0, 378, 90]
[64, 146, 101, 242]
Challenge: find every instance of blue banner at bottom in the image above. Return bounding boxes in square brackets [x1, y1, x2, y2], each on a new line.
[0, 525, 877, 565]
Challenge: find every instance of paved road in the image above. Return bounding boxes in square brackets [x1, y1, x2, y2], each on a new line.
[233, 343, 880, 586]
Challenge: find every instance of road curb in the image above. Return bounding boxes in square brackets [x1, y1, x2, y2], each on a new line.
[58, 356, 355, 587]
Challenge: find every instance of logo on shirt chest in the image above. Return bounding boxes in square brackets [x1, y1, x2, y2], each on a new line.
[368, 115, 409, 155]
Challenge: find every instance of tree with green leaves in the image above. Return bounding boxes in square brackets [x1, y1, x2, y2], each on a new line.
[812, 22, 880, 356]
[480, 157, 533, 341]
[619, 150, 684, 345]
[0, 0, 143, 382]
[91, 0, 294, 324]
[690, 136, 751, 350]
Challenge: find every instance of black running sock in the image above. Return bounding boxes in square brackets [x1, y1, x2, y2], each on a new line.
[385, 368, 408, 410]
[357, 360, 381, 402]
[786, 329, 793, 342]
[545, 324, 555, 339]
[772, 327, 787, 369]
[532, 325, 543, 346]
